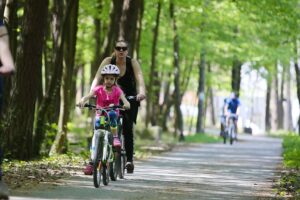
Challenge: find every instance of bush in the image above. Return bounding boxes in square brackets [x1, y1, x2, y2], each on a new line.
[283, 135, 300, 169]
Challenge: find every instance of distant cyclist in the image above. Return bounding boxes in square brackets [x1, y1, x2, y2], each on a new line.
[0, 18, 15, 200]
[220, 97, 230, 137]
[224, 92, 241, 139]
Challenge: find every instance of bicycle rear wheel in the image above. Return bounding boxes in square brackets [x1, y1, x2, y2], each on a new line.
[119, 151, 126, 179]
[109, 150, 118, 181]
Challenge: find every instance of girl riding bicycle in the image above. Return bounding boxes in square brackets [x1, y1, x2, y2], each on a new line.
[78, 64, 130, 175]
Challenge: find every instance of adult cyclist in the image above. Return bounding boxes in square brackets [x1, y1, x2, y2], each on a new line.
[224, 92, 241, 140]
[0, 18, 15, 200]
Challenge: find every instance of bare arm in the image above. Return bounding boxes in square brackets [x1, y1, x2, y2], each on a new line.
[78, 91, 95, 107]
[90, 57, 112, 92]
[131, 58, 146, 101]
[0, 26, 15, 75]
[120, 93, 130, 110]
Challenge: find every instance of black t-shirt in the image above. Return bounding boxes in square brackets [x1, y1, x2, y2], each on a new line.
[111, 56, 137, 96]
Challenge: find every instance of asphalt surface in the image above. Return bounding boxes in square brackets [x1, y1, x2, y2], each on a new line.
[10, 134, 282, 200]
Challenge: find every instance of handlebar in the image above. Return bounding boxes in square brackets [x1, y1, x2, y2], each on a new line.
[126, 96, 137, 101]
[76, 104, 125, 111]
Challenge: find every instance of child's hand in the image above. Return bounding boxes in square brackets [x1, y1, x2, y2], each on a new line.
[78, 98, 86, 108]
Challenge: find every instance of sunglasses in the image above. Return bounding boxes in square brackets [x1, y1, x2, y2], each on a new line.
[115, 46, 128, 51]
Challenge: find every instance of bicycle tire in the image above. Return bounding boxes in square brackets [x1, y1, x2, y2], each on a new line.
[222, 131, 227, 144]
[93, 160, 101, 188]
[117, 117, 126, 179]
[93, 137, 103, 188]
[229, 127, 234, 145]
[109, 151, 118, 181]
[102, 165, 109, 185]
[120, 151, 125, 179]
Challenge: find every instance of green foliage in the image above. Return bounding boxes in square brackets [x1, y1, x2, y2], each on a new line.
[283, 135, 300, 169]
[278, 133, 300, 198]
[40, 123, 58, 156]
[184, 133, 222, 143]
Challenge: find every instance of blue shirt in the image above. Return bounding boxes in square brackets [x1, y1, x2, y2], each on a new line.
[227, 98, 240, 114]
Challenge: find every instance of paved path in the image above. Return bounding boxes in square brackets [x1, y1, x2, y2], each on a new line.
[10, 135, 282, 200]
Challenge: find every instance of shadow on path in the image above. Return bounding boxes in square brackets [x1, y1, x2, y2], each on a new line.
[11, 134, 282, 200]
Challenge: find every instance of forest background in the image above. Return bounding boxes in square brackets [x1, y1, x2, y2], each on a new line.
[0, 0, 299, 160]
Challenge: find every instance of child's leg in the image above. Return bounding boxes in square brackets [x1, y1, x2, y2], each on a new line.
[108, 111, 121, 147]
[108, 110, 118, 136]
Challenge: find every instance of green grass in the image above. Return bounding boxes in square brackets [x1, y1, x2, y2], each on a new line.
[268, 130, 298, 138]
[184, 133, 222, 143]
[283, 134, 300, 169]
[276, 133, 300, 198]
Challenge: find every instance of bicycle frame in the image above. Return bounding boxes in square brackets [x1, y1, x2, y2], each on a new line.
[77, 104, 123, 187]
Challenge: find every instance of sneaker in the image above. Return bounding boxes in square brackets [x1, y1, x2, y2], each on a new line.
[113, 137, 121, 147]
[0, 180, 9, 200]
[83, 163, 93, 175]
[125, 162, 134, 173]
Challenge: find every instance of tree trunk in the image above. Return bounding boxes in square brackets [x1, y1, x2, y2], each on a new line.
[34, 0, 74, 156]
[207, 63, 215, 126]
[278, 64, 285, 129]
[274, 63, 280, 130]
[170, 0, 184, 141]
[4, 0, 48, 160]
[159, 74, 171, 131]
[90, 0, 102, 85]
[294, 39, 300, 135]
[118, 0, 143, 57]
[98, 0, 123, 62]
[231, 58, 242, 95]
[286, 64, 293, 130]
[50, 0, 79, 155]
[146, 0, 161, 127]
[265, 75, 271, 132]
[196, 49, 206, 133]
[133, 0, 144, 59]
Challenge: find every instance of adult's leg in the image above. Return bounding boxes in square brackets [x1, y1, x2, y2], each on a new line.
[123, 111, 134, 162]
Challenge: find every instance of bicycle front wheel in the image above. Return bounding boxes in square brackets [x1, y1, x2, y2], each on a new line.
[229, 128, 234, 145]
[93, 160, 102, 188]
[102, 165, 109, 185]
[93, 139, 103, 188]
